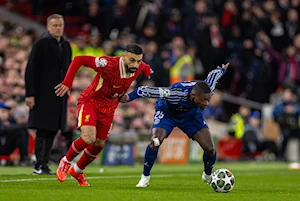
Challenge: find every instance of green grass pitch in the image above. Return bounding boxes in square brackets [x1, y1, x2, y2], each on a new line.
[0, 162, 299, 201]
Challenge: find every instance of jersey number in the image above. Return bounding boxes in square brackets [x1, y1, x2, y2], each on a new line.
[154, 111, 164, 120]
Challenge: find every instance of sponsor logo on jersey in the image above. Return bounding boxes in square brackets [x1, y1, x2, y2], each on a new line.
[113, 85, 121, 88]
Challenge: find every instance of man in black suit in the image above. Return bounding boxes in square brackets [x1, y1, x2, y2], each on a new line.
[25, 14, 72, 174]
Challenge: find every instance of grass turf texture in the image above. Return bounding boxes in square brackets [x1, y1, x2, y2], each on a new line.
[0, 162, 299, 201]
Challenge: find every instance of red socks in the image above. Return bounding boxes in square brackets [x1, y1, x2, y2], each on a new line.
[66, 137, 89, 162]
[77, 145, 104, 170]
[65, 137, 104, 171]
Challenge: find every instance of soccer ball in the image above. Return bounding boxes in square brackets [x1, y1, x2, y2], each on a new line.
[210, 168, 235, 193]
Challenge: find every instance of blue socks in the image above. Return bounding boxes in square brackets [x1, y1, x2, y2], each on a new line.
[203, 151, 216, 175]
[142, 145, 215, 176]
[143, 145, 158, 176]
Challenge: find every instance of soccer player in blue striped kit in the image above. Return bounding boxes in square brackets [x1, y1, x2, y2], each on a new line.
[119, 63, 229, 187]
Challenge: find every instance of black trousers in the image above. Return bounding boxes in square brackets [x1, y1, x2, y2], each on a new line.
[34, 129, 57, 169]
[0, 129, 29, 161]
[280, 127, 300, 159]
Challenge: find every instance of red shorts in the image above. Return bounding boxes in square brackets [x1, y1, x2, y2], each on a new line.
[77, 103, 114, 140]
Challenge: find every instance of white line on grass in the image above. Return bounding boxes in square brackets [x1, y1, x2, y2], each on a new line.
[0, 173, 200, 183]
[0, 171, 285, 183]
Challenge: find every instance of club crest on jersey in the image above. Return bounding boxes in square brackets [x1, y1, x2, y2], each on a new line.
[84, 114, 90, 122]
[96, 58, 107, 67]
[153, 119, 160, 125]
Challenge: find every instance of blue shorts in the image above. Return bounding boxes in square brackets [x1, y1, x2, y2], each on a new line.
[152, 110, 208, 138]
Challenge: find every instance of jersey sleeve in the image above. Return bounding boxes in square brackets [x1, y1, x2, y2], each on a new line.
[141, 62, 151, 78]
[127, 86, 188, 104]
[204, 68, 226, 94]
[61, 56, 111, 89]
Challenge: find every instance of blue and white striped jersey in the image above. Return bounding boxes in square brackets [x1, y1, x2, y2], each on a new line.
[128, 68, 226, 118]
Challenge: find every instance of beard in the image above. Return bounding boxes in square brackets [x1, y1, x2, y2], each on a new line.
[125, 65, 138, 73]
[128, 68, 137, 73]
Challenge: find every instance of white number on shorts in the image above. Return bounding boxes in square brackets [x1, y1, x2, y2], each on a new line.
[154, 111, 164, 120]
[153, 111, 164, 125]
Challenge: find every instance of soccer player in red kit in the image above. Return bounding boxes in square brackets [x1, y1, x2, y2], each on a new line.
[55, 43, 152, 186]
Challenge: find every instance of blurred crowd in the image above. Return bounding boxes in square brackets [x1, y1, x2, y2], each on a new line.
[1, 0, 300, 164]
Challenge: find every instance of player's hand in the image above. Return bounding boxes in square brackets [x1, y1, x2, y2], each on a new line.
[119, 94, 130, 103]
[55, 83, 70, 97]
[217, 63, 230, 70]
[148, 68, 154, 78]
[25, 96, 35, 109]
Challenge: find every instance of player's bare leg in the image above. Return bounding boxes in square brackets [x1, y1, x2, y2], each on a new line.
[193, 128, 216, 184]
[136, 128, 167, 187]
[56, 126, 96, 182]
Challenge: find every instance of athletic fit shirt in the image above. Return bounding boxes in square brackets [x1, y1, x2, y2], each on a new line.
[62, 55, 151, 114]
[128, 68, 226, 119]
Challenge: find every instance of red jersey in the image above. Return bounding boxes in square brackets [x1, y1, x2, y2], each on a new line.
[62, 55, 151, 115]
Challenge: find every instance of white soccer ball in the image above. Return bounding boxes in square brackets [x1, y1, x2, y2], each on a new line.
[288, 162, 300, 170]
[210, 168, 235, 193]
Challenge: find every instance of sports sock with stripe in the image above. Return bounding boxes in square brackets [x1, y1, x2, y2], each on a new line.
[65, 137, 89, 162]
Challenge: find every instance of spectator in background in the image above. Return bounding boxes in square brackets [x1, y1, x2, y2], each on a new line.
[139, 41, 166, 86]
[108, 0, 135, 34]
[140, 22, 158, 42]
[0, 103, 29, 166]
[220, 0, 239, 40]
[71, 35, 87, 59]
[285, 8, 300, 44]
[161, 8, 183, 43]
[242, 111, 278, 160]
[273, 88, 300, 161]
[268, 10, 288, 51]
[25, 14, 72, 175]
[262, 33, 300, 91]
[85, 35, 105, 57]
[83, 0, 102, 32]
[200, 17, 225, 73]
[169, 36, 194, 84]
[187, 42, 205, 80]
[203, 90, 226, 122]
[242, 33, 277, 103]
[184, 0, 212, 45]
[134, 0, 162, 37]
[228, 105, 251, 139]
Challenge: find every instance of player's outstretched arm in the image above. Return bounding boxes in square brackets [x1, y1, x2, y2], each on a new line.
[61, 56, 97, 88]
[119, 86, 187, 103]
[204, 63, 229, 94]
[54, 56, 97, 97]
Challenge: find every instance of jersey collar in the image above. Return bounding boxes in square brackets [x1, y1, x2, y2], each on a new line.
[119, 57, 134, 78]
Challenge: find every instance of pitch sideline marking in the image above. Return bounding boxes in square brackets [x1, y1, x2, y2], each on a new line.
[0, 173, 199, 183]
